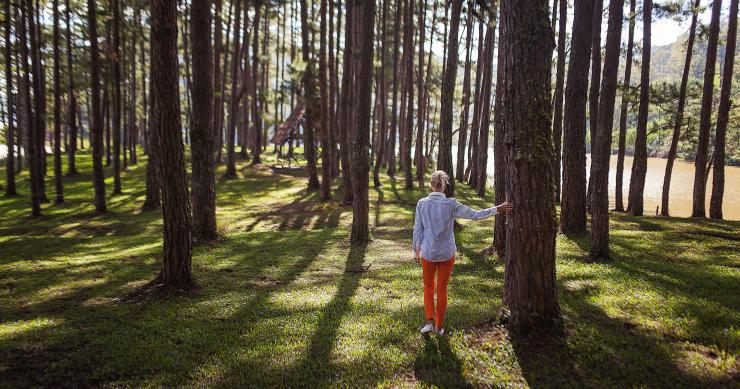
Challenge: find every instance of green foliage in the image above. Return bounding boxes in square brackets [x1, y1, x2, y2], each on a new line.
[0, 151, 737, 387]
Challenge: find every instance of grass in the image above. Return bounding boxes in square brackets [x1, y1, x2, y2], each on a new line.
[0, 150, 738, 388]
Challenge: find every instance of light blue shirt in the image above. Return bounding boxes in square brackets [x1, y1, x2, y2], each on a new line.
[412, 192, 498, 262]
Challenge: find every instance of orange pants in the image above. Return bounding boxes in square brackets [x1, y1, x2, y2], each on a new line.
[422, 256, 455, 329]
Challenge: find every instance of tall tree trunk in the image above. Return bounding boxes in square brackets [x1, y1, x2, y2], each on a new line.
[112, 0, 122, 194]
[691, 0, 722, 217]
[318, 0, 332, 199]
[143, 72, 161, 211]
[350, 0, 375, 244]
[4, 0, 17, 196]
[560, 0, 594, 233]
[586, 0, 602, 208]
[468, 20, 484, 186]
[65, 0, 77, 175]
[300, 0, 320, 190]
[328, 0, 338, 177]
[415, 0, 427, 188]
[477, 9, 497, 199]
[212, 0, 223, 162]
[551, 0, 566, 204]
[339, 1, 354, 203]
[387, 0, 402, 178]
[52, 0, 64, 203]
[661, 0, 699, 216]
[151, 0, 193, 289]
[455, 6, 473, 184]
[492, 1, 508, 256]
[129, 8, 139, 165]
[626, 0, 652, 216]
[402, 0, 414, 189]
[615, 0, 635, 212]
[710, 0, 738, 219]
[373, 0, 389, 187]
[437, 0, 463, 196]
[589, 0, 623, 260]
[190, 0, 217, 241]
[252, 1, 263, 164]
[86, 0, 106, 213]
[225, 0, 242, 178]
[500, 0, 561, 336]
[29, 0, 47, 207]
[20, 1, 40, 215]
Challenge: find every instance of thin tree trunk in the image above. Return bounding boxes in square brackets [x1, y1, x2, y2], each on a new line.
[710, 0, 738, 219]
[300, 0, 320, 190]
[64, 0, 77, 175]
[87, 0, 106, 213]
[373, 0, 389, 187]
[350, 0, 375, 244]
[52, 0, 64, 203]
[29, 0, 47, 204]
[691, 0, 722, 217]
[589, 0, 623, 260]
[190, 0, 217, 241]
[615, 0, 635, 212]
[20, 1, 41, 215]
[477, 9, 496, 199]
[225, 0, 242, 178]
[468, 20, 484, 186]
[328, 0, 338, 177]
[500, 0, 561, 336]
[551, 0, 566, 204]
[387, 0, 402, 178]
[437, 0, 463, 196]
[4, 0, 17, 196]
[151, 0, 193, 289]
[143, 67, 160, 211]
[339, 0, 354, 203]
[402, 0, 414, 189]
[319, 0, 331, 199]
[112, 0, 122, 194]
[626, 0, 652, 216]
[560, 0, 594, 233]
[252, 1, 263, 164]
[586, 0, 602, 208]
[455, 6, 473, 184]
[661, 0, 699, 216]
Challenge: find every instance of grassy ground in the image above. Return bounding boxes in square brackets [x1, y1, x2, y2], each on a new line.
[0, 150, 738, 388]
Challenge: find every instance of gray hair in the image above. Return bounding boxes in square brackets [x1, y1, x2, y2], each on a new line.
[430, 170, 450, 190]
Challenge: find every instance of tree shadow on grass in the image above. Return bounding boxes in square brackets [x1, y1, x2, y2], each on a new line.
[280, 242, 368, 387]
[413, 334, 470, 388]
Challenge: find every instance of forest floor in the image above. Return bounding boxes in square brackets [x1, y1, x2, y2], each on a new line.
[0, 150, 738, 388]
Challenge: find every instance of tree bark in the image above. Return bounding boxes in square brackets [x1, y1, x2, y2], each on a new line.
[319, 0, 332, 199]
[402, 0, 414, 190]
[350, 0, 375, 244]
[586, 0, 602, 208]
[85, 0, 106, 213]
[300, 0, 320, 190]
[626, 0, 652, 216]
[373, 0, 389, 187]
[143, 72, 160, 211]
[339, 1, 354, 203]
[477, 9, 497, 199]
[560, 0, 594, 233]
[387, 0, 402, 178]
[468, 20, 484, 187]
[112, 0, 122, 194]
[4, 0, 17, 196]
[455, 7, 473, 184]
[551, 0, 566, 204]
[691, 0, 722, 217]
[252, 1, 263, 164]
[190, 0, 217, 241]
[437, 0, 462, 196]
[65, 0, 77, 176]
[589, 0, 624, 261]
[151, 0, 193, 289]
[709, 0, 738, 219]
[52, 0, 64, 203]
[225, 0, 242, 178]
[500, 0, 561, 336]
[415, 0, 428, 188]
[661, 0, 699, 216]
[615, 0, 636, 212]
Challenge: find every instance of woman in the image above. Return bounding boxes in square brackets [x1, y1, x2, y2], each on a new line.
[412, 170, 513, 335]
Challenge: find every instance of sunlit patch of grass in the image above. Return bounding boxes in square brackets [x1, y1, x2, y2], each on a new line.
[0, 149, 738, 387]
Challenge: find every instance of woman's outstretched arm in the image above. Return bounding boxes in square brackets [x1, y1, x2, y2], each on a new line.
[453, 200, 513, 220]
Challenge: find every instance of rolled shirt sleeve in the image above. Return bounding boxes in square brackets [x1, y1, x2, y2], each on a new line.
[452, 200, 497, 220]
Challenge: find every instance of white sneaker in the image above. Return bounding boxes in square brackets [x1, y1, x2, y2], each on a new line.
[420, 323, 435, 334]
[436, 328, 445, 336]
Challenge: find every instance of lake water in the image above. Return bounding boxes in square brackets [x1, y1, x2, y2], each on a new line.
[3, 144, 738, 220]
[452, 146, 740, 220]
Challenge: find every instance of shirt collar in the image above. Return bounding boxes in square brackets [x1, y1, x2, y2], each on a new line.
[428, 192, 446, 198]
